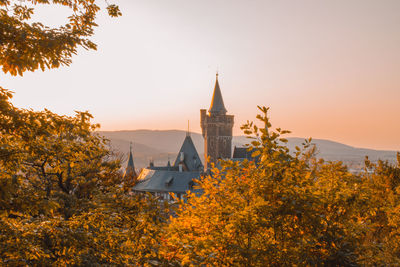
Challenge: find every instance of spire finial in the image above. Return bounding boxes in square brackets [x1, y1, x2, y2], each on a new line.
[216, 71, 218, 80]
[209, 72, 227, 115]
[130, 141, 133, 153]
[187, 120, 190, 136]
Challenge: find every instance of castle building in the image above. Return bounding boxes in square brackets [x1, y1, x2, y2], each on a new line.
[201, 73, 234, 170]
[131, 74, 249, 200]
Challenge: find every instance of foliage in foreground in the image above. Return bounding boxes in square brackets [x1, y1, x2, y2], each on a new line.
[1, 88, 400, 265]
[3, 2, 398, 264]
[163, 106, 400, 266]
[0, 88, 168, 265]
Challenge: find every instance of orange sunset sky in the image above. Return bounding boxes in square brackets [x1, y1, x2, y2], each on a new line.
[1, 0, 400, 150]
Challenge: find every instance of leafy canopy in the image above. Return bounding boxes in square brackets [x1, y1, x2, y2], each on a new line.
[163, 106, 400, 266]
[0, 87, 171, 265]
[0, 2, 172, 264]
[0, 0, 121, 76]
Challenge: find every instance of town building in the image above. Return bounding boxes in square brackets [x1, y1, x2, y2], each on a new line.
[130, 74, 251, 200]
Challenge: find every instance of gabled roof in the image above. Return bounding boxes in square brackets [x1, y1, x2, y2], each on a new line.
[209, 74, 227, 115]
[173, 135, 203, 171]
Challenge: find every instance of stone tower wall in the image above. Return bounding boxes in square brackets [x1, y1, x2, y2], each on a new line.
[201, 109, 234, 169]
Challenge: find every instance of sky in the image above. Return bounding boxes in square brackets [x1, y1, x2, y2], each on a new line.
[1, 0, 400, 150]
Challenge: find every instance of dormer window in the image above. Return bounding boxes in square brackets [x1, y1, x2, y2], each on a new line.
[165, 176, 174, 187]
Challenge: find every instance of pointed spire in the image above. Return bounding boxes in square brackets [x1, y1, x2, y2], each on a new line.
[209, 72, 227, 115]
[187, 120, 190, 137]
[128, 142, 134, 167]
[124, 142, 137, 178]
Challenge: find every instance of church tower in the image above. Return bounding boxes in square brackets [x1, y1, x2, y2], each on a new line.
[200, 74, 234, 170]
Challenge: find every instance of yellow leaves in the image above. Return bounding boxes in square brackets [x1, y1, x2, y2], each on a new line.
[181, 254, 193, 266]
[106, 4, 122, 17]
[163, 108, 380, 266]
[2, 105, 400, 265]
[1, 0, 120, 76]
[251, 150, 261, 158]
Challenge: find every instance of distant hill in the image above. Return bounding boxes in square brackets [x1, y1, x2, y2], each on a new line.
[98, 130, 398, 170]
[97, 130, 204, 168]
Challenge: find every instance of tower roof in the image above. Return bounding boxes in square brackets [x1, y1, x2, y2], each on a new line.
[127, 150, 135, 170]
[173, 135, 203, 171]
[208, 73, 227, 115]
[125, 143, 137, 178]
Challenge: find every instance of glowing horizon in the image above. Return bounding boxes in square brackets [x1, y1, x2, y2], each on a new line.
[1, 0, 399, 151]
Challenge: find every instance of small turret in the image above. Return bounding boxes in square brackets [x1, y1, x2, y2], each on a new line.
[124, 142, 137, 180]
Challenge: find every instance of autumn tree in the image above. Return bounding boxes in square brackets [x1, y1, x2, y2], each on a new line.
[0, 0, 123, 217]
[163, 106, 365, 266]
[356, 155, 400, 265]
[0, 87, 108, 262]
[0, 2, 171, 264]
[0, 86, 171, 265]
[0, 0, 121, 76]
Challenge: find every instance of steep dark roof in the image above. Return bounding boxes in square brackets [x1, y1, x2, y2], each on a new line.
[208, 74, 227, 115]
[173, 135, 203, 171]
[133, 168, 201, 193]
[124, 148, 137, 178]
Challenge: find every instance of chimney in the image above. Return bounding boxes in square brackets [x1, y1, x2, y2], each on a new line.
[179, 164, 183, 172]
